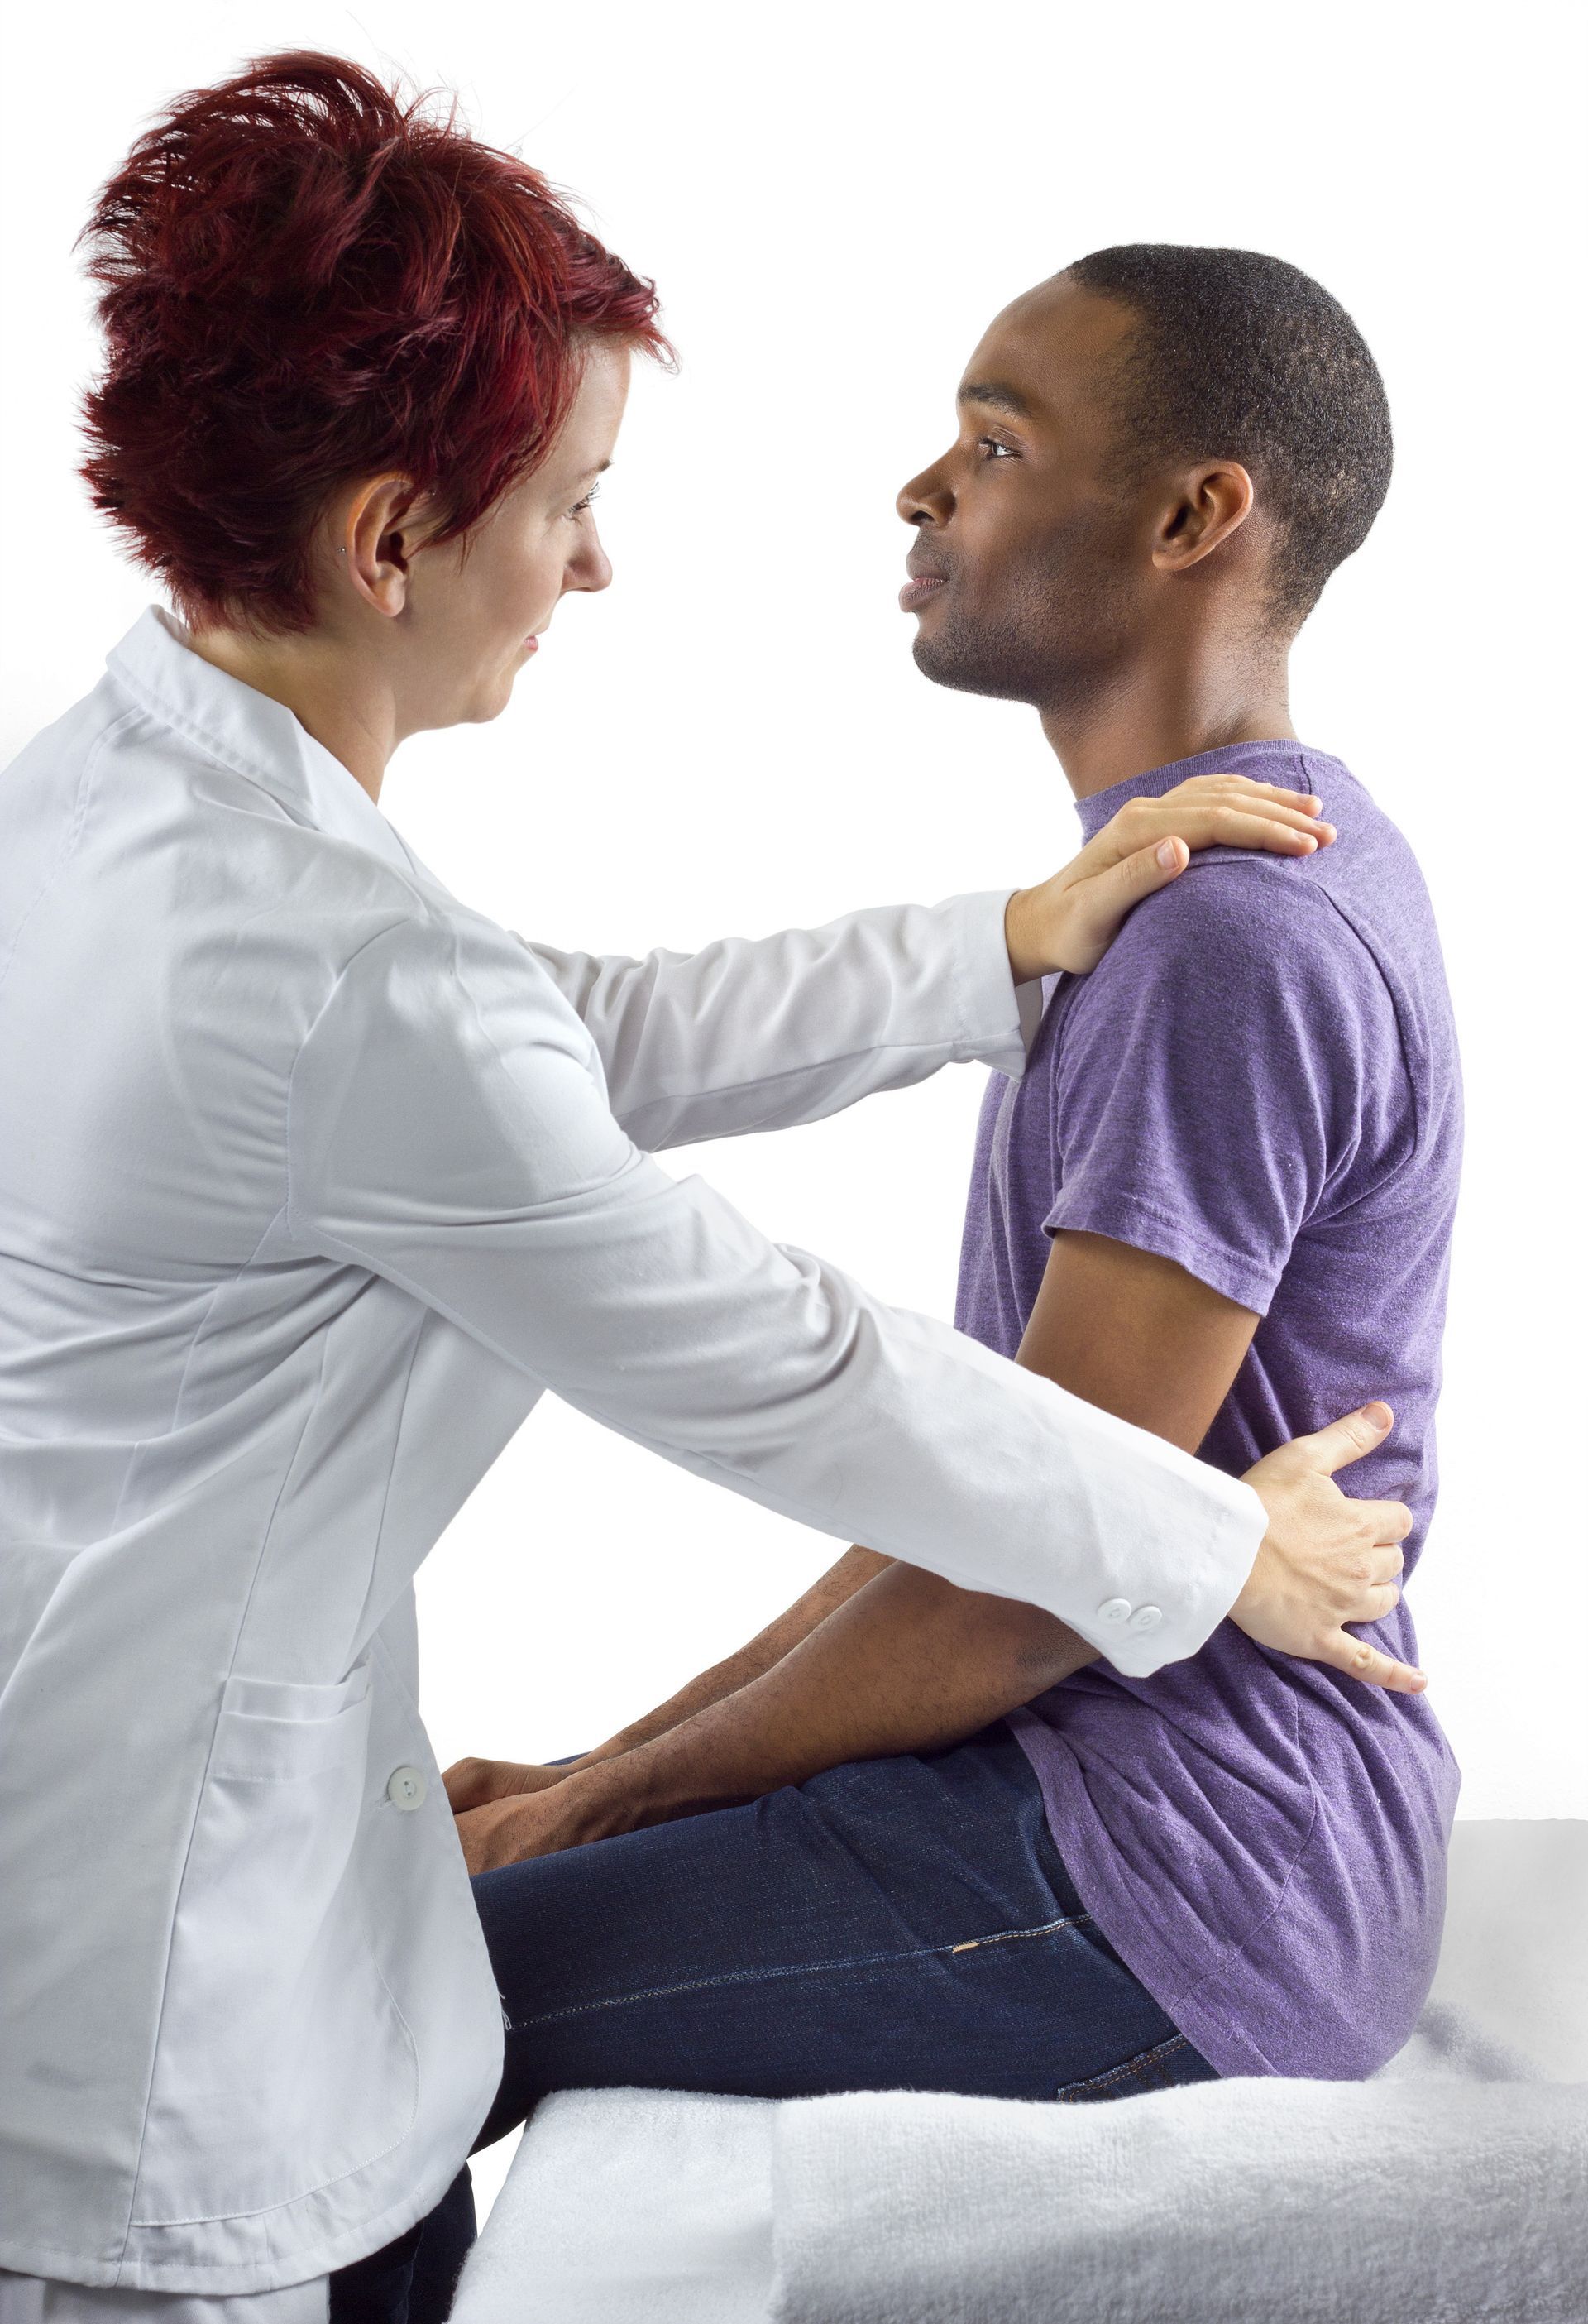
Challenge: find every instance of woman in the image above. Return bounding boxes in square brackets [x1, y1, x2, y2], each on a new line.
[0, 53, 1414, 2324]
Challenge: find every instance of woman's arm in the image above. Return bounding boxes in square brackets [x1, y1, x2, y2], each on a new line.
[454, 1234, 1411, 1874]
[519, 779, 1333, 1152]
[294, 913, 1333, 1675]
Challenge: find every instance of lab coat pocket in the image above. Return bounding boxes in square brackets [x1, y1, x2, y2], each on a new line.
[132, 1662, 420, 2229]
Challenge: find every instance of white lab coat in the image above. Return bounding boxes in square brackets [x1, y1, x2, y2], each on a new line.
[0, 610, 1263, 2297]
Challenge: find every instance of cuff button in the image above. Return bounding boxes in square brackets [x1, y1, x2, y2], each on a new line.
[1098, 1598, 1132, 1625]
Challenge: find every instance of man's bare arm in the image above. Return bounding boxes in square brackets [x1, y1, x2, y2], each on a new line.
[446, 1544, 892, 1810]
[448, 1234, 1253, 1815]
[452, 1234, 1265, 1866]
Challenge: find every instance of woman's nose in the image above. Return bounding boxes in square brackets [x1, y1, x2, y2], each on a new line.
[568, 529, 614, 595]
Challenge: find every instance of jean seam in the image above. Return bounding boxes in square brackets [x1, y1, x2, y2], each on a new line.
[1055, 2030, 1189, 2100]
[505, 1907, 1095, 2033]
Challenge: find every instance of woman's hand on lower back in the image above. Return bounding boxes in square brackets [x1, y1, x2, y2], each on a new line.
[1234, 1402, 1425, 1692]
[1005, 774, 1337, 981]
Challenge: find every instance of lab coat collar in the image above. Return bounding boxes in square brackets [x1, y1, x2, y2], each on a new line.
[106, 606, 415, 874]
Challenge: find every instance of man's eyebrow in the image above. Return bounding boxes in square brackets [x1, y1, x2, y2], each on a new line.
[956, 381, 1031, 418]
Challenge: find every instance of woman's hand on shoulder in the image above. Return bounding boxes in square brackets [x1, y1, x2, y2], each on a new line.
[1004, 774, 1337, 982]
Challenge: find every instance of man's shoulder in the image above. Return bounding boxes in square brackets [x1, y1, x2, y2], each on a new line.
[1083, 843, 1387, 1013]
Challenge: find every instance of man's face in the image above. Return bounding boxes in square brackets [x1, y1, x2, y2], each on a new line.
[897, 278, 1153, 709]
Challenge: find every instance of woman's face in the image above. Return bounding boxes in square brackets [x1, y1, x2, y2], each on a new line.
[399, 341, 632, 731]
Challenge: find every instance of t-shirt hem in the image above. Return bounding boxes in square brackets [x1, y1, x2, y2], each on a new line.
[1007, 1709, 1289, 2082]
[1041, 1185, 1281, 1316]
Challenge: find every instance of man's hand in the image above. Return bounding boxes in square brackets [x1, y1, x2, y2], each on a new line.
[1236, 1403, 1422, 1690]
[443, 1756, 576, 1814]
[453, 1762, 641, 1876]
[1005, 773, 1336, 982]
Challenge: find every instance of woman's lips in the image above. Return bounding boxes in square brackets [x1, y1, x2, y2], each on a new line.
[899, 575, 948, 611]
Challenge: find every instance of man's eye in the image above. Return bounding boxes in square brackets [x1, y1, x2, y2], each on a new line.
[978, 437, 1017, 460]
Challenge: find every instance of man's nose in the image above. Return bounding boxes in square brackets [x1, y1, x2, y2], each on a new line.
[897, 461, 953, 527]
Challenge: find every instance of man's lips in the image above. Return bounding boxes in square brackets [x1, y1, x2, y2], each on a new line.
[899, 573, 949, 612]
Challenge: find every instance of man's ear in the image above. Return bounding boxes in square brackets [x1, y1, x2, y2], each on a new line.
[1151, 460, 1256, 576]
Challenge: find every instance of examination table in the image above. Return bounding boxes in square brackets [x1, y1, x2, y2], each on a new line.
[450, 1818, 1588, 2323]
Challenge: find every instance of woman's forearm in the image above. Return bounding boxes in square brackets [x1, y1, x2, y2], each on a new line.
[552, 1560, 1098, 1842]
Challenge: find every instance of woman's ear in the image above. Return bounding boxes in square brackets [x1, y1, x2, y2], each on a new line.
[332, 475, 428, 617]
[1151, 460, 1256, 575]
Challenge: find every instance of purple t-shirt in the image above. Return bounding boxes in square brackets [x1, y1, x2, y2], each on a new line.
[956, 740, 1462, 2081]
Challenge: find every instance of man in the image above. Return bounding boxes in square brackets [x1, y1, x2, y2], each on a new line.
[388, 242, 1459, 2298]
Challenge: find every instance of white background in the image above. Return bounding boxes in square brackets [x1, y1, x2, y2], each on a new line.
[3, 0, 1583, 2144]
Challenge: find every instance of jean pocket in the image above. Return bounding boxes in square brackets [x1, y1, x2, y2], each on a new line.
[1055, 2030, 1218, 2103]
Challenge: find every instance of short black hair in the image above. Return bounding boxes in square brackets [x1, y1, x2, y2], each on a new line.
[1064, 244, 1392, 627]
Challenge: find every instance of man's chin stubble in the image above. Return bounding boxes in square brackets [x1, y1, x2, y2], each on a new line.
[911, 627, 1085, 711]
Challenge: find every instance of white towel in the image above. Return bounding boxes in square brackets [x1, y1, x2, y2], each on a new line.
[771, 2078, 1587, 2322]
[451, 2090, 773, 2324]
[453, 1820, 1588, 2324]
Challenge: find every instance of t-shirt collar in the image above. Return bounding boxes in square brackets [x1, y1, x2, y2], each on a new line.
[1071, 737, 1332, 843]
[105, 606, 415, 873]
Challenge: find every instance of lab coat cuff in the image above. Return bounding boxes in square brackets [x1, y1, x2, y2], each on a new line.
[945, 889, 1037, 1080]
[1098, 1474, 1266, 1677]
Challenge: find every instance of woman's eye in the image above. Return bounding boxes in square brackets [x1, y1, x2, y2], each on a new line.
[567, 485, 600, 520]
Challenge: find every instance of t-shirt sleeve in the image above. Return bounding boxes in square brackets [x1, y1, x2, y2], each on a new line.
[1043, 865, 1390, 1315]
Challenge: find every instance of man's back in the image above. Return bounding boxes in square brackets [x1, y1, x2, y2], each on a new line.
[957, 738, 1463, 2079]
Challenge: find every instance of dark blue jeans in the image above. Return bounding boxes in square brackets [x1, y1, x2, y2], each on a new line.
[329, 1723, 1215, 2319]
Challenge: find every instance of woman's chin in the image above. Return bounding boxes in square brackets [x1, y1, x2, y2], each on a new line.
[457, 665, 527, 727]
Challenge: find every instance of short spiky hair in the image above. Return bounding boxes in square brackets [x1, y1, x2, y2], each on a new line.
[79, 51, 672, 632]
[1064, 244, 1391, 626]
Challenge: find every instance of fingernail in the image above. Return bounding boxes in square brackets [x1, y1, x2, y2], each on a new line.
[1155, 839, 1179, 868]
[1364, 1401, 1392, 1429]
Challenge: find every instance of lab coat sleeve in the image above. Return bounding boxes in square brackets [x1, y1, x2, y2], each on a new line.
[517, 892, 1045, 1150]
[285, 913, 1262, 1675]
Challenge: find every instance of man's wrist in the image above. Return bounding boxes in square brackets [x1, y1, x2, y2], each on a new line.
[544, 1755, 648, 1845]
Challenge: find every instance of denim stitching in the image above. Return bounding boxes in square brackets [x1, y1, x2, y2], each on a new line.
[1055, 2031, 1189, 2100]
[507, 1908, 1095, 2032]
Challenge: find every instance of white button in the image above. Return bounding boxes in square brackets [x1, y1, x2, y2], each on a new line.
[1128, 1605, 1163, 1633]
[1098, 1598, 1131, 1626]
[386, 1765, 428, 1811]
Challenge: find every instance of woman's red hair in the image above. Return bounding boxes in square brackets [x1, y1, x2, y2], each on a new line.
[78, 52, 671, 632]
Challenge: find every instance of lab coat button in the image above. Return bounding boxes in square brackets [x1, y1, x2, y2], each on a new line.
[387, 1765, 428, 1811]
[1128, 1605, 1163, 1633]
[1098, 1598, 1131, 1625]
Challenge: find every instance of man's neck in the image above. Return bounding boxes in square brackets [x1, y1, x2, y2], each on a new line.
[1039, 647, 1298, 802]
